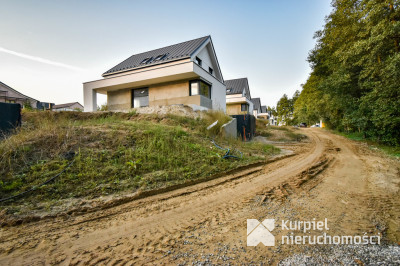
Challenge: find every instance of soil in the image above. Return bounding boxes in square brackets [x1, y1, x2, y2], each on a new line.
[0, 129, 399, 265]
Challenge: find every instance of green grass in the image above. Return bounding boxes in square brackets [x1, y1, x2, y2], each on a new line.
[255, 120, 307, 142]
[333, 130, 400, 157]
[0, 111, 280, 213]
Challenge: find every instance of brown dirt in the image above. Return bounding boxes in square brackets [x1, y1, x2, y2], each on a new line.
[0, 129, 399, 265]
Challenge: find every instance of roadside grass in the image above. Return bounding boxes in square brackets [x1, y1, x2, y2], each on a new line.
[256, 120, 307, 142]
[0, 111, 280, 214]
[333, 130, 400, 158]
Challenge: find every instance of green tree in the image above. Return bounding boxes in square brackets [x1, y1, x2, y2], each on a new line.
[296, 0, 400, 145]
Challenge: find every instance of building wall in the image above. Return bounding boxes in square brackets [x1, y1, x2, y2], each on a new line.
[196, 47, 214, 75]
[107, 79, 215, 111]
[226, 103, 250, 115]
[108, 89, 131, 110]
[149, 80, 189, 102]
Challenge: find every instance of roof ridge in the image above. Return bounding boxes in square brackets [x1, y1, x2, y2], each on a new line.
[225, 77, 248, 81]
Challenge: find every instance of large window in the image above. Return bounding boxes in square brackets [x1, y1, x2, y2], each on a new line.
[132, 88, 149, 108]
[189, 80, 211, 99]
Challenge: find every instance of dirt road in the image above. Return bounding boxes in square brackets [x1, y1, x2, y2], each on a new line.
[1, 129, 399, 264]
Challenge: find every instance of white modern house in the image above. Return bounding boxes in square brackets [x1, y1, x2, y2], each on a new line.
[225, 78, 254, 115]
[83, 36, 226, 112]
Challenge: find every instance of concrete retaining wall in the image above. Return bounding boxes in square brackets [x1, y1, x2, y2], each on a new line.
[221, 118, 237, 139]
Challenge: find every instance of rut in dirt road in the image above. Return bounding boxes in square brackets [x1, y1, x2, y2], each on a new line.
[1, 129, 399, 265]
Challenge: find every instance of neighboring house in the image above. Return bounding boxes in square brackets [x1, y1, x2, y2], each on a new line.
[268, 111, 277, 126]
[251, 98, 261, 118]
[225, 78, 254, 115]
[258, 105, 269, 120]
[83, 36, 226, 112]
[53, 102, 83, 111]
[0, 81, 54, 110]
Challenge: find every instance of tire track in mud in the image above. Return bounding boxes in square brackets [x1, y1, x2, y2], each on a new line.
[0, 130, 330, 265]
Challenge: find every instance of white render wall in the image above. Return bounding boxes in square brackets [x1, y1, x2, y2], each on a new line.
[197, 47, 214, 74]
[193, 63, 226, 112]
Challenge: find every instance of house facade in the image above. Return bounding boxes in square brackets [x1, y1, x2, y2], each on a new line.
[83, 36, 226, 112]
[225, 78, 254, 115]
[0, 81, 53, 110]
[251, 98, 261, 118]
[53, 102, 83, 111]
[258, 105, 269, 120]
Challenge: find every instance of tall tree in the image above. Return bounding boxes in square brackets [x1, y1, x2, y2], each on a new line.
[296, 0, 400, 145]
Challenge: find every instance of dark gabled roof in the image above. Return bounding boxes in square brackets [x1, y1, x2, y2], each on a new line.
[225, 78, 251, 99]
[0, 81, 38, 102]
[103, 36, 210, 77]
[53, 102, 83, 109]
[251, 98, 261, 111]
[261, 105, 267, 113]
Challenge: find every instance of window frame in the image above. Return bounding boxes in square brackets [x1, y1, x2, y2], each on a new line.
[208, 67, 213, 75]
[195, 57, 202, 66]
[131, 87, 149, 108]
[241, 103, 249, 112]
[189, 79, 212, 99]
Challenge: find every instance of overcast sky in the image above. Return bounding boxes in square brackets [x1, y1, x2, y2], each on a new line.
[0, 0, 332, 107]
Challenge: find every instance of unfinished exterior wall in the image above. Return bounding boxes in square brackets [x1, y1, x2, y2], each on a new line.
[107, 79, 213, 111]
[107, 89, 131, 111]
[226, 103, 242, 115]
[149, 80, 189, 102]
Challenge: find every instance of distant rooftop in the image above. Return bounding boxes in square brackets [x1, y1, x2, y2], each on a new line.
[225, 78, 251, 99]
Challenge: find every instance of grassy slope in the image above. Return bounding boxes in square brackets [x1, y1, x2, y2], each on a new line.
[0, 111, 279, 213]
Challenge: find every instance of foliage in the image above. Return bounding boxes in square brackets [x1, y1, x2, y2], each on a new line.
[276, 90, 300, 125]
[294, 0, 400, 145]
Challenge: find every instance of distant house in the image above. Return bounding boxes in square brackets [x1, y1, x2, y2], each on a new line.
[268, 110, 277, 126]
[258, 105, 269, 120]
[83, 36, 226, 112]
[0, 81, 53, 110]
[251, 98, 261, 118]
[53, 102, 83, 112]
[225, 78, 254, 115]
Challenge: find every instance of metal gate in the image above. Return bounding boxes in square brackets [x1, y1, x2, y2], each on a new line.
[0, 102, 21, 135]
[231, 114, 256, 141]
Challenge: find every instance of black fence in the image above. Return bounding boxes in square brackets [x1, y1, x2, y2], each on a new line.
[0, 102, 21, 135]
[231, 114, 256, 141]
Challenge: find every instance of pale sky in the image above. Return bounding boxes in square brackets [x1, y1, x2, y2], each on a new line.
[0, 0, 332, 107]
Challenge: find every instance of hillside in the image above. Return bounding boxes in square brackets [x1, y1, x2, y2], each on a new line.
[0, 110, 280, 217]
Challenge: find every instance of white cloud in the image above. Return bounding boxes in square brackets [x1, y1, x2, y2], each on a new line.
[0, 46, 84, 71]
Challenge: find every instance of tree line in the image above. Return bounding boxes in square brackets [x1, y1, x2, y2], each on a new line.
[276, 0, 399, 145]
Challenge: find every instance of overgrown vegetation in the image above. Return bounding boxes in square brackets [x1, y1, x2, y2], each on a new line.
[0, 111, 279, 213]
[256, 119, 307, 142]
[334, 130, 400, 157]
[293, 0, 400, 145]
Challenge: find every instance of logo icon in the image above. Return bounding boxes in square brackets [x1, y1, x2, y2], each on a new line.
[247, 219, 275, 246]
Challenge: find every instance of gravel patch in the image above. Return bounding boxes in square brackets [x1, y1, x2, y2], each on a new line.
[279, 244, 400, 265]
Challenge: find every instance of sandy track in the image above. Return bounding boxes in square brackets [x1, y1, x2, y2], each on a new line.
[0, 129, 399, 265]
